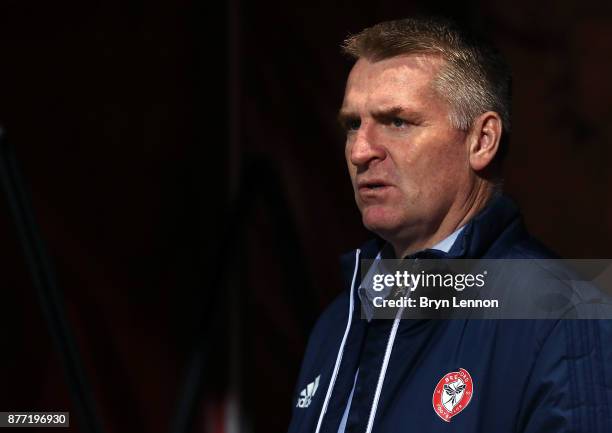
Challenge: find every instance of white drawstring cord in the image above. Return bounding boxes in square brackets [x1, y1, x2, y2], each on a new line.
[364, 307, 403, 433]
[314, 249, 361, 433]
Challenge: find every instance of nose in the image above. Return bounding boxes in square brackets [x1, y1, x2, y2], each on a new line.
[348, 123, 386, 168]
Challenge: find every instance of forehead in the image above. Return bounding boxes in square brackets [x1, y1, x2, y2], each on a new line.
[342, 54, 445, 111]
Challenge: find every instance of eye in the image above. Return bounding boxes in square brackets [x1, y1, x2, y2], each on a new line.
[346, 118, 361, 131]
[392, 117, 406, 128]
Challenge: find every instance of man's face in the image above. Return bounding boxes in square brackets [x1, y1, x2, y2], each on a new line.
[340, 55, 472, 246]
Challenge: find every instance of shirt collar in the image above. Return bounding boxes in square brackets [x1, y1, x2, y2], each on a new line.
[430, 226, 465, 253]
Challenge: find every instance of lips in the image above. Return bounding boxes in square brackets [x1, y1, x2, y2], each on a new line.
[356, 179, 393, 199]
[357, 179, 392, 191]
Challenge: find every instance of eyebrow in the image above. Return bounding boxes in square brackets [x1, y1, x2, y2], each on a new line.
[337, 105, 423, 126]
[337, 109, 358, 127]
[371, 106, 420, 122]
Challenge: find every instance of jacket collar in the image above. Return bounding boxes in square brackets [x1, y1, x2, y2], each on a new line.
[340, 194, 526, 285]
[446, 193, 524, 259]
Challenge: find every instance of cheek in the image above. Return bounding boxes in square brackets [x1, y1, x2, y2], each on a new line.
[395, 134, 467, 193]
[391, 142, 429, 188]
[345, 144, 357, 179]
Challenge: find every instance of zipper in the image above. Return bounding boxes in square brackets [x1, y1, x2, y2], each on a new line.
[314, 249, 361, 433]
[364, 258, 419, 432]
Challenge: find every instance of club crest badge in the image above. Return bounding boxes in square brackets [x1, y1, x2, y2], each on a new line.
[432, 368, 474, 422]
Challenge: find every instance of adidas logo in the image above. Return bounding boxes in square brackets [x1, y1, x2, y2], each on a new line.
[296, 375, 320, 408]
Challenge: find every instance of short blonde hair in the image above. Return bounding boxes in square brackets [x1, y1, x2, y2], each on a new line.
[342, 17, 512, 162]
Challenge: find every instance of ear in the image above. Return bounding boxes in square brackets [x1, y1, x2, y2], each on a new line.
[467, 112, 502, 172]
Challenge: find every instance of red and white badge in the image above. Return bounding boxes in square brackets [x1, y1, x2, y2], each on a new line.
[432, 368, 474, 422]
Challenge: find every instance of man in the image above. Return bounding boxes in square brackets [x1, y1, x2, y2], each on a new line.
[287, 17, 612, 433]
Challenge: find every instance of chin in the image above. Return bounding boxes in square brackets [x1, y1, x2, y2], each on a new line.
[361, 206, 405, 238]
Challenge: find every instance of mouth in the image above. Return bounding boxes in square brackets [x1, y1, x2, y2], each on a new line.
[357, 180, 392, 196]
[357, 180, 391, 190]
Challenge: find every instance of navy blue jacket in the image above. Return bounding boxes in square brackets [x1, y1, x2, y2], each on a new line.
[288, 195, 612, 433]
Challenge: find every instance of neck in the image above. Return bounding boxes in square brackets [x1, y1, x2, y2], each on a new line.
[391, 181, 495, 258]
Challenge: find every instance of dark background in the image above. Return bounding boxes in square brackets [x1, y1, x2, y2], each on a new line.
[1, 1, 611, 433]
